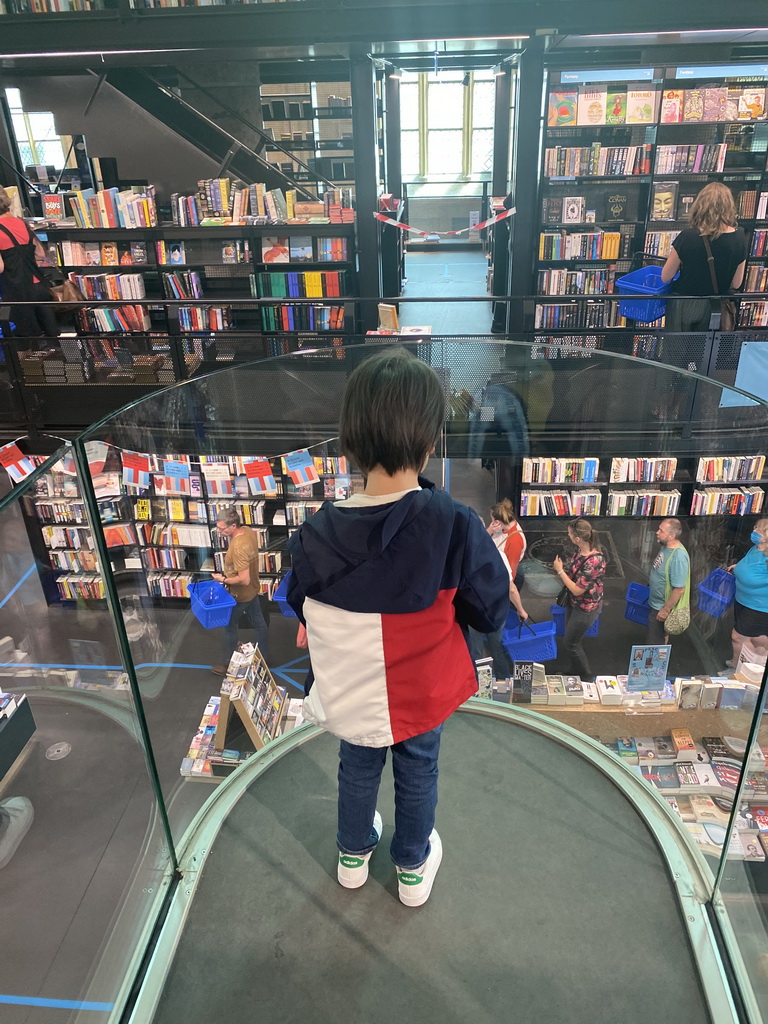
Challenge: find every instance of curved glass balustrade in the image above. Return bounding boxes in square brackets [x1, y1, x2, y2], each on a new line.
[1, 340, 767, 1021]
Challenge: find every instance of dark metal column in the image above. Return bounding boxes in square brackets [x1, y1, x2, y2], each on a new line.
[350, 49, 381, 332]
[384, 72, 402, 198]
[507, 36, 547, 334]
[491, 67, 512, 197]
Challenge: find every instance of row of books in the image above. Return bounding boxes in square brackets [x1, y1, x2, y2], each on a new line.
[521, 457, 600, 484]
[519, 490, 602, 517]
[737, 301, 768, 327]
[146, 570, 195, 598]
[609, 457, 678, 483]
[102, 523, 137, 547]
[736, 189, 768, 220]
[750, 230, 768, 257]
[133, 496, 209, 523]
[605, 489, 681, 516]
[690, 486, 765, 516]
[162, 271, 204, 300]
[259, 303, 345, 332]
[48, 549, 96, 573]
[538, 230, 632, 261]
[56, 573, 105, 601]
[67, 272, 146, 301]
[142, 548, 188, 570]
[178, 306, 232, 331]
[251, 270, 347, 299]
[533, 303, 627, 329]
[52, 239, 149, 267]
[536, 267, 617, 295]
[136, 522, 212, 547]
[74, 306, 151, 334]
[654, 143, 729, 174]
[695, 455, 765, 483]
[644, 230, 680, 258]
[744, 265, 768, 292]
[285, 501, 324, 525]
[543, 144, 653, 178]
[41, 525, 93, 549]
[35, 499, 88, 524]
[68, 186, 158, 230]
[547, 84, 768, 128]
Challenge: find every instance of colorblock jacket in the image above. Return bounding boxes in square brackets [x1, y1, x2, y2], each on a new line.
[286, 477, 510, 747]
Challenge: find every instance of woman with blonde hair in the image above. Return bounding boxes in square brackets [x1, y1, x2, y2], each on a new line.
[487, 497, 527, 585]
[726, 518, 768, 667]
[661, 182, 747, 332]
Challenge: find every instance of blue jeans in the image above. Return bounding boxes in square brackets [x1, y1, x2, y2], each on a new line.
[222, 594, 269, 664]
[337, 723, 444, 870]
[468, 623, 513, 680]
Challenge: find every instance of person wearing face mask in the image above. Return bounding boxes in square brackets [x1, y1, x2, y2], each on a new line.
[647, 517, 690, 645]
[552, 518, 606, 681]
[726, 519, 768, 667]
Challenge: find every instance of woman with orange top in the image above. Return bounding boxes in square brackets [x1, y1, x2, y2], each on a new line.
[487, 498, 527, 586]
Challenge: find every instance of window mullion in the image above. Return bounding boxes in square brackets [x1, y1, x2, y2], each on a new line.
[462, 72, 473, 179]
[418, 73, 428, 178]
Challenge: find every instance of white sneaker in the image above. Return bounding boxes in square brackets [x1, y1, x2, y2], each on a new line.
[396, 829, 443, 907]
[337, 811, 382, 889]
[0, 797, 34, 870]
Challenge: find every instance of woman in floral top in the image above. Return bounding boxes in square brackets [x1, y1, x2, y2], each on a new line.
[553, 518, 606, 680]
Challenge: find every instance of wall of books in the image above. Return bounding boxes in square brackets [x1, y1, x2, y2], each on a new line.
[538, 63, 768, 333]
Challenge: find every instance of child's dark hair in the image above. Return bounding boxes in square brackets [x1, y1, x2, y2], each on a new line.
[339, 348, 446, 475]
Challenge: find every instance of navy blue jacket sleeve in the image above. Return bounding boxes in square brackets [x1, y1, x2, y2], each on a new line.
[453, 509, 510, 633]
[285, 534, 307, 623]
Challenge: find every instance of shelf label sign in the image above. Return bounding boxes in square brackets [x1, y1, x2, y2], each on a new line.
[163, 459, 190, 479]
[560, 69, 654, 84]
[283, 449, 320, 486]
[626, 644, 671, 692]
[676, 64, 768, 79]
[245, 458, 276, 495]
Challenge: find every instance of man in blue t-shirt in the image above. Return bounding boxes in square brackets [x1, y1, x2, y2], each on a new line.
[647, 518, 690, 645]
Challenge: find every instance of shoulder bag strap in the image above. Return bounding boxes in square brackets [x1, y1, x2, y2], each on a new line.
[701, 234, 719, 295]
[663, 546, 691, 609]
[0, 222, 20, 248]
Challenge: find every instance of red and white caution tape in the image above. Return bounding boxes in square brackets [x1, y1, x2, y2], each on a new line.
[373, 206, 515, 237]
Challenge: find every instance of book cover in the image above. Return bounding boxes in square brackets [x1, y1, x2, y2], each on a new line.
[562, 196, 586, 223]
[100, 241, 119, 266]
[547, 90, 578, 127]
[262, 236, 289, 263]
[84, 242, 101, 266]
[290, 236, 314, 262]
[703, 85, 728, 122]
[626, 88, 657, 124]
[635, 737, 657, 765]
[605, 89, 626, 125]
[672, 728, 697, 760]
[617, 737, 638, 764]
[738, 88, 765, 120]
[650, 181, 678, 222]
[543, 197, 563, 225]
[130, 241, 148, 264]
[512, 661, 534, 704]
[645, 765, 680, 790]
[725, 87, 743, 121]
[683, 88, 704, 122]
[660, 89, 684, 124]
[221, 242, 237, 264]
[577, 86, 607, 126]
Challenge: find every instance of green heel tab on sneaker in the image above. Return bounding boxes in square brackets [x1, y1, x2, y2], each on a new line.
[397, 871, 423, 885]
[340, 855, 366, 869]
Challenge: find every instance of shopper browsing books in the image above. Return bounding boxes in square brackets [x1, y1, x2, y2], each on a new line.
[660, 183, 747, 331]
[286, 348, 509, 907]
[468, 500, 528, 683]
[646, 517, 690, 645]
[0, 186, 59, 349]
[210, 506, 269, 676]
[553, 518, 605, 681]
[726, 518, 768, 667]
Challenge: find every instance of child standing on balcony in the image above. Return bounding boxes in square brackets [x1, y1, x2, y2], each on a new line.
[287, 347, 508, 906]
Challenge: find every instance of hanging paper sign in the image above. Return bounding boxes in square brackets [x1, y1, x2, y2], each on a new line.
[245, 458, 276, 494]
[283, 449, 320, 486]
[0, 443, 36, 484]
[54, 453, 77, 476]
[200, 462, 231, 481]
[163, 459, 190, 479]
[85, 440, 109, 475]
[122, 450, 151, 490]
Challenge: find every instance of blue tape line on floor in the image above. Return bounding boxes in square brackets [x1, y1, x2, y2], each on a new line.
[0, 994, 113, 1010]
[0, 565, 36, 610]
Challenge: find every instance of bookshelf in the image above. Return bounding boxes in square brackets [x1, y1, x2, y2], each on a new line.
[517, 455, 766, 519]
[535, 64, 768, 338]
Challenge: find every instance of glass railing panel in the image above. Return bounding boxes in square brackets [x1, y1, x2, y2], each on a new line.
[0, 448, 176, 1022]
